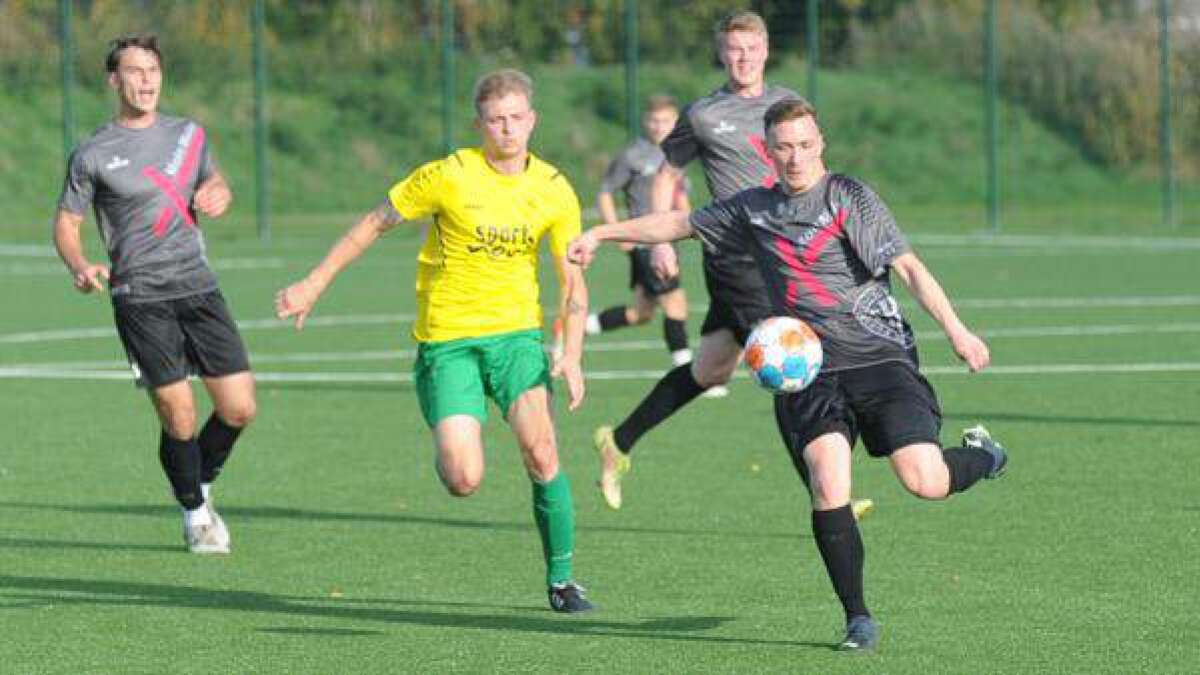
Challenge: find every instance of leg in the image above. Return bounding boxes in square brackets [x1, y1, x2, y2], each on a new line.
[889, 442, 951, 500]
[199, 371, 257, 486]
[657, 287, 691, 365]
[151, 380, 203, 510]
[432, 415, 486, 497]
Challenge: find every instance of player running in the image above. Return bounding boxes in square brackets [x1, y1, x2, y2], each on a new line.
[568, 97, 1009, 652]
[52, 35, 256, 555]
[581, 95, 694, 368]
[592, 10, 872, 520]
[275, 69, 594, 613]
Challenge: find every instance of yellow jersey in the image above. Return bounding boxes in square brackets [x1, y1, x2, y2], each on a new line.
[389, 148, 582, 343]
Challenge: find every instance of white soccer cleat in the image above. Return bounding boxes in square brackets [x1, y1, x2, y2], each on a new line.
[206, 501, 232, 552]
[183, 503, 230, 555]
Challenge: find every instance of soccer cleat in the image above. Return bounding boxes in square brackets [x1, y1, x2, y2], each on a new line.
[961, 424, 1008, 479]
[594, 426, 631, 510]
[837, 615, 880, 652]
[548, 580, 594, 613]
[851, 498, 875, 522]
[206, 500, 232, 552]
[184, 519, 230, 555]
[701, 384, 729, 398]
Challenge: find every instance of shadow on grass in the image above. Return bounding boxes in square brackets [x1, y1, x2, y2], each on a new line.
[0, 502, 808, 542]
[944, 410, 1200, 428]
[0, 537, 177, 554]
[0, 575, 830, 649]
[257, 627, 384, 637]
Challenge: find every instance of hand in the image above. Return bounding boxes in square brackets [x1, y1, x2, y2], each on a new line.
[275, 278, 322, 329]
[566, 231, 601, 268]
[649, 243, 678, 281]
[949, 328, 990, 372]
[193, 180, 232, 217]
[550, 352, 585, 411]
[71, 263, 110, 294]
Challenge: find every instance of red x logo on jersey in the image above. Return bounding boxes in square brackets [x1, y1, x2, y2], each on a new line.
[144, 126, 206, 238]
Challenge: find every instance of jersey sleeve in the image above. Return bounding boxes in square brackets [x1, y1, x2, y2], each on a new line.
[688, 195, 748, 253]
[388, 158, 446, 221]
[599, 151, 633, 195]
[545, 177, 583, 258]
[57, 148, 95, 215]
[836, 176, 910, 277]
[196, 126, 216, 184]
[660, 105, 699, 169]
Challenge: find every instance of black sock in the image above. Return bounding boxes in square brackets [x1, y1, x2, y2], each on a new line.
[812, 505, 869, 622]
[159, 431, 203, 510]
[943, 445, 994, 494]
[198, 413, 244, 484]
[613, 364, 705, 453]
[663, 318, 688, 352]
[598, 306, 629, 331]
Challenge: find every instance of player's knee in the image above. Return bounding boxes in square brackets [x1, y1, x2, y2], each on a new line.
[221, 399, 257, 428]
[159, 405, 197, 439]
[523, 443, 560, 482]
[898, 466, 949, 501]
[691, 361, 733, 388]
[629, 309, 653, 325]
[444, 476, 481, 497]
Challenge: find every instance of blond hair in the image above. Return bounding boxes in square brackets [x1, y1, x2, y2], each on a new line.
[644, 94, 678, 114]
[714, 9, 769, 48]
[473, 68, 534, 115]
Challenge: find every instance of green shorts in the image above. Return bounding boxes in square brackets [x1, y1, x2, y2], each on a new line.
[414, 329, 551, 427]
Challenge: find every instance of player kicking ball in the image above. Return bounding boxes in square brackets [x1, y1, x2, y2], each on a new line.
[568, 98, 1008, 650]
[276, 69, 593, 613]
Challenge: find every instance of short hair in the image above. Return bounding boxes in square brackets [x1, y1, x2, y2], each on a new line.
[473, 69, 534, 115]
[106, 34, 162, 73]
[714, 9, 769, 47]
[644, 94, 678, 114]
[764, 98, 819, 136]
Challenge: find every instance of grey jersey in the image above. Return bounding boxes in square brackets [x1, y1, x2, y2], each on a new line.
[690, 174, 917, 372]
[600, 137, 688, 219]
[662, 84, 801, 274]
[58, 115, 218, 303]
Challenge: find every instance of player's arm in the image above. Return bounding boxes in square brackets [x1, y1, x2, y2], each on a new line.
[192, 170, 232, 218]
[275, 200, 404, 329]
[891, 252, 990, 372]
[52, 208, 109, 294]
[567, 211, 693, 269]
[551, 254, 589, 411]
[647, 165, 686, 279]
[596, 190, 634, 252]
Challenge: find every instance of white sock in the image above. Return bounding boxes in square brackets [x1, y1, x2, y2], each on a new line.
[184, 505, 213, 529]
[201, 483, 212, 502]
[585, 313, 602, 335]
[671, 348, 693, 366]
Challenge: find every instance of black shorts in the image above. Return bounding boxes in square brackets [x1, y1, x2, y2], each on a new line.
[773, 361, 942, 467]
[113, 290, 251, 389]
[699, 254, 772, 344]
[628, 247, 681, 297]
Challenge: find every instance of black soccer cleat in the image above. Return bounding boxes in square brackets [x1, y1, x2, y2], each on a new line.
[548, 580, 594, 613]
[962, 424, 1008, 479]
[837, 614, 880, 652]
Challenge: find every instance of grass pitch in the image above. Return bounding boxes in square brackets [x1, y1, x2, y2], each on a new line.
[2, 224, 1198, 673]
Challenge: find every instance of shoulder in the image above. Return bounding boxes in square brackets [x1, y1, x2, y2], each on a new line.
[765, 84, 803, 103]
[828, 173, 880, 202]
[531, 155, 575, 189]
[684, 86, 729, 120]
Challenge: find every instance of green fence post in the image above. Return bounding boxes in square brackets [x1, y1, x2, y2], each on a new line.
[60, 0, 74, 164]
[1159, 0, 1175, 229]
[984, 0, 1000, 232]
[625, 0, 639, 141]
[806, 0, 818, 107]
[441, 0, 456, 156]
[252, 0, 270, 243]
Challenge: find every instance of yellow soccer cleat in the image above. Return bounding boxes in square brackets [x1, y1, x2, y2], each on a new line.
[851, 498, 875, 522]
[594, 426, 631, 510]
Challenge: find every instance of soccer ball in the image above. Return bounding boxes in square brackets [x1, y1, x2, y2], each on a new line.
[744, 316, 823, 394]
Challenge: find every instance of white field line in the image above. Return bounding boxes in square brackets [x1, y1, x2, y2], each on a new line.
[6, 295, 1200, 346]
[8, 320, 1200, 373]
[4, 361, 1200, 383]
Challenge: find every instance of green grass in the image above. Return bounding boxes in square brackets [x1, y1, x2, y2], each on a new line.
[2, 223, 1199, 672]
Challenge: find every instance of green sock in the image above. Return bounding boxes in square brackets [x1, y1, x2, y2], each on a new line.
[532, 471, 575, 586]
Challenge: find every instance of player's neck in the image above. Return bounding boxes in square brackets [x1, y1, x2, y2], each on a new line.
[116, 107, 158, 130]
[780, 167, 828, 195]
[483, 149, 530, 176]
[728, 80, 765, 98]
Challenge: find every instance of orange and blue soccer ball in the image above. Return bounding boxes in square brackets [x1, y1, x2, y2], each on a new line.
[744, 316, 823, 394]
